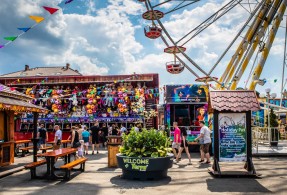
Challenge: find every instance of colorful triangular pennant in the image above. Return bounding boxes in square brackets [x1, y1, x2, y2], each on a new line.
[43, 6, 59, 14]
[17, 27, 31, 32]
[65, 0, 74, 4]
[4, 36, 17, 41]
[29, 15, 45, 23]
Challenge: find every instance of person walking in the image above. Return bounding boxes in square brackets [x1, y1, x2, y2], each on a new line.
[37, 124, 48, 149]
[134, 124, 139, 132]
[78, 125, 84, 141]
[172, 122, 181, 159]
[174, 127, 192, 165]
[53, 125, 62, 150]
[111, 124, 119, 135]
[101, 123, 108, 149]
[90, 121, 101, 154]
[82, 126, 90, 155]
[195, 121, 212, 164]
[120, 124, 127, 135]
[70, 126, 81, 159]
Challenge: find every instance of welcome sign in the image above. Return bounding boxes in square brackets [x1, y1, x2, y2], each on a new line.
[123, 158, 149, 171]
[218, 113, 247, 162]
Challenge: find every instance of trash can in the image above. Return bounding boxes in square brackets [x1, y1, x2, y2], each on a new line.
[270, 128, 279, 147]
[107, 136, 122, 168]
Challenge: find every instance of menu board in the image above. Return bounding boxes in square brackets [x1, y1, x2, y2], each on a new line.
[219, 113, 247, 162]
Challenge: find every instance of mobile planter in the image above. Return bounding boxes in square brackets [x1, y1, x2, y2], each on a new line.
[117, 129, 173, 180]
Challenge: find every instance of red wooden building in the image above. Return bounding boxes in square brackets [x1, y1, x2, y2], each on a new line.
[0, 64, 159, 141]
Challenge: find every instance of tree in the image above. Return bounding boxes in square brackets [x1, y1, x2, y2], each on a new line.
[269, 108, 278, 127]
[266, 108, 279, 145]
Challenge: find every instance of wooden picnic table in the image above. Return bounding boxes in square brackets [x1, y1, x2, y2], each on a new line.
[15, 140, 31, 146]
[47, 140, 71, 148]
[37, 148, 77, 179]
[14, 140, 31, 155]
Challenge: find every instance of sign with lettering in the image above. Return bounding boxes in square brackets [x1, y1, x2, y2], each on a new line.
[165, 85, 208, 103]
[123, 158, 149, 171]
[219, 113, 247, 162]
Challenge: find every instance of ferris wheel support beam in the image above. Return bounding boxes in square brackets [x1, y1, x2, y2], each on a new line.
[176, 0, 243, 46]
[216, 0, 272, 89]
[279, 15, 287, 107]
[208, 0, 263, 75]
[143, 0, 200, 78]
[249, 0, 287, 90]
[146, 0, 222, 86]
[229, 0, 282, 90]
[164, 1, 200, 15]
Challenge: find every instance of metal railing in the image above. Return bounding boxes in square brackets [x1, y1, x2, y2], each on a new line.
[252, 127, 287, 153]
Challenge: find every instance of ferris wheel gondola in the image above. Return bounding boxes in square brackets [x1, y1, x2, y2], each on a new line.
[144, 25, 162, 39]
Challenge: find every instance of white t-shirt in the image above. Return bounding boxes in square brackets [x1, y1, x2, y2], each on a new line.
[55, 129, 62, 140]
[120, 127, 127, 134]
[200, 126, 211, 144]
[134, 127, 139, 132]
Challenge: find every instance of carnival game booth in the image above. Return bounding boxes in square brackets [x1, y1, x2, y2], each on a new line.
[0, 84, 46, 167]
[208, 90, 260, 177]
[0, 66, 159, 139]
[164, 84, 211, 147]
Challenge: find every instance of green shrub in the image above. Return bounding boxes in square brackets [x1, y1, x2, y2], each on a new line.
[119, 128, 172, 158]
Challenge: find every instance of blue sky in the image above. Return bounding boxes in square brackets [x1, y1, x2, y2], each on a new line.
[0, 0, 286, 97]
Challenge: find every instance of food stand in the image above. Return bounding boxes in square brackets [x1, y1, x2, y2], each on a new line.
[0, 84, 46, 167]
[164, 84, 211, 149]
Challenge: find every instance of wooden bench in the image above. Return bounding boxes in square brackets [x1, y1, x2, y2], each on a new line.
[20, 146, 33, 157]
[39, 146, 53, 153]
[60, 157, 88, 180]
[24, 159, 47, 179]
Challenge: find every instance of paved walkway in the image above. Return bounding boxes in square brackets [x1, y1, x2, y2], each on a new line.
[0, 149, 287, 195]
[252, 140, 287, 156]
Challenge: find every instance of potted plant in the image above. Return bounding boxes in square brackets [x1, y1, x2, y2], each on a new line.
[117, 129, 173, 180]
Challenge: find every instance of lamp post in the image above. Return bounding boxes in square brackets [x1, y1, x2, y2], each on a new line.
[260, 89, 277, 145]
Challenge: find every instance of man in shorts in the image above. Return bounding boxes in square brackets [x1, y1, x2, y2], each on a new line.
[37, 124, 48, 149]
[195, 121, 211, 164]
[172, 122, 181, 159]
[53, 125, 62, 150]
[90, 121, 101, 154]
[82, 126, 90, 155]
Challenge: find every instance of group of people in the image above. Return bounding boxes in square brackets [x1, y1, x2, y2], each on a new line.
[172, 121, 212, 165]
[36, 122, 133, 159]
[36, 121, 212, 162]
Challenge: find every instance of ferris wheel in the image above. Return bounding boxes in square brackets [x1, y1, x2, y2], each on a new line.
[138, 0, 287, 92]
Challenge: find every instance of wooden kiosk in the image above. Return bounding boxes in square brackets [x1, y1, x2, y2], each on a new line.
[208, 90, 260, 177]
[0, 84, 47, 167]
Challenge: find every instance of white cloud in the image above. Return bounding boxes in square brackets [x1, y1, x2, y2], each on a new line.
[0, 0, 285, 96]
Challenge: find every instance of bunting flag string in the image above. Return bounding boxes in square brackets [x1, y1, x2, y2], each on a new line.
[29, 15, 45, 23]
[65, 0, 74, 4]
[43, 6, 59, 15]
[17, 28, 31, 32]
[4, 36, 17, 41]
[0, 1, 75, 49]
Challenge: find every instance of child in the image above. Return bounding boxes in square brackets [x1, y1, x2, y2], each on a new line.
[78, 140, 85, 158]
[82, 127, 90, 155]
